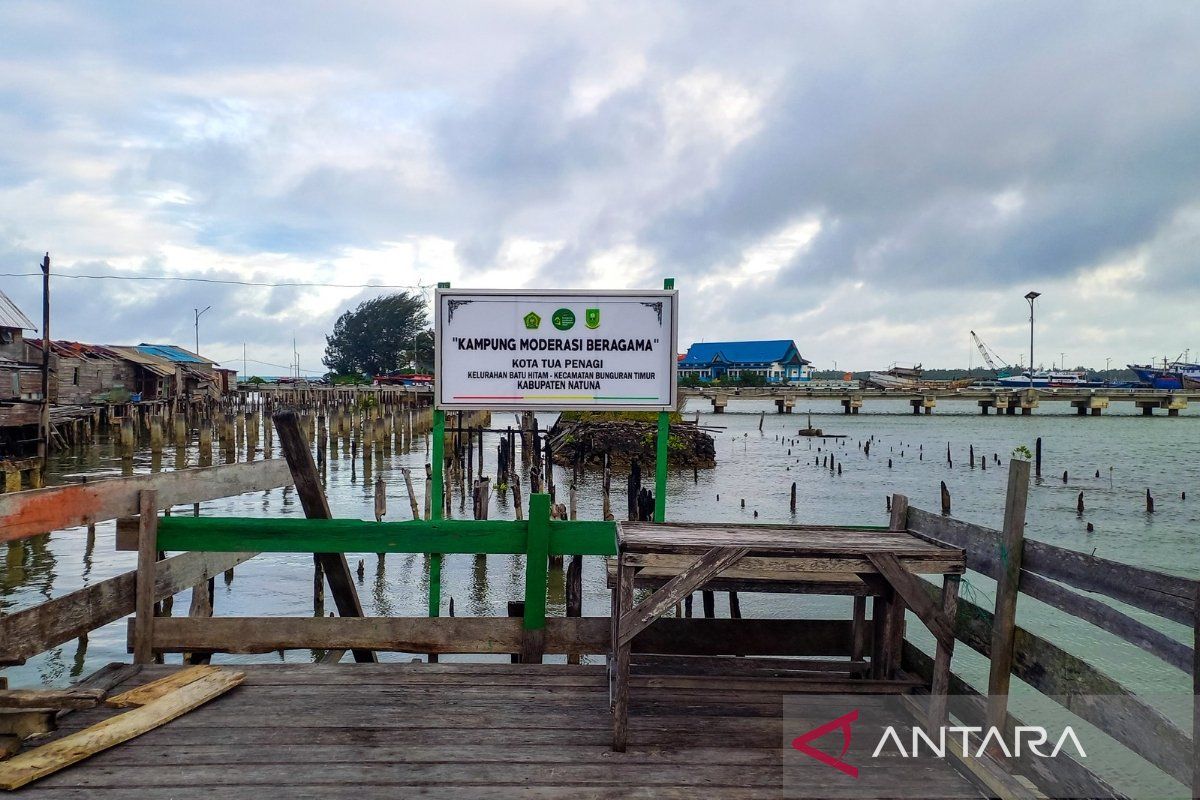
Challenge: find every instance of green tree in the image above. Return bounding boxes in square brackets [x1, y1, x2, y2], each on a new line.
[323, 292, 429, 377]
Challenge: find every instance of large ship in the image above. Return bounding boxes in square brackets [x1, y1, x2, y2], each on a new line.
[997, 369, 1103, 388]
[1127, 360, 1200, 390]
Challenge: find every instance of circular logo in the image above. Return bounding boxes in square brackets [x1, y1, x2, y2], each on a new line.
[552, 308, 576, 331]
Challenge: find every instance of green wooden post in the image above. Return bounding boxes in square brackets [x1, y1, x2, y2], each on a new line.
[524, 493, 551, 630]
[654, 411, 668, 523]
[654, 276, 675, 523]
[431, 409, 445, 521]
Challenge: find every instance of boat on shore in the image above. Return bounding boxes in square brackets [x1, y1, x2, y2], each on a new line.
[867, 363, 924, 389]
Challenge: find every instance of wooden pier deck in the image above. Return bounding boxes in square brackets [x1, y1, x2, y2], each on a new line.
[21, 661, 985, 800]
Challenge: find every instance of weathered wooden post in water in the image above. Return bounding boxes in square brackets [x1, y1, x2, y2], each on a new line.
[273, 410, 376, 663]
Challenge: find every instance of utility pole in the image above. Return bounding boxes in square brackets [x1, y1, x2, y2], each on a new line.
[38, 253, 50, 472]
[194, 306, 211, 356]
[243, 342, 247, 380]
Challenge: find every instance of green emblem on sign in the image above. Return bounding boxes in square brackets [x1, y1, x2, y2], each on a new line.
[523, 311, 541, 330]
[585, 308, 600, 329]
[552, 308, 575, 331]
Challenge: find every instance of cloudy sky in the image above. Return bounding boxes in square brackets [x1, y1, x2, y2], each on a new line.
[1, 1, 1198, 374]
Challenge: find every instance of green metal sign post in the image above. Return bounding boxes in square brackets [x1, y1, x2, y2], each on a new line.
[654, 277, 674, 523]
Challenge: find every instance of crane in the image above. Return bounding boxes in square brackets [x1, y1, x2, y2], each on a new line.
[970, 331, 1012, 377]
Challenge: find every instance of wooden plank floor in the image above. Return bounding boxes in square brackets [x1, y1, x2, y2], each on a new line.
[19, 662, 986, 799]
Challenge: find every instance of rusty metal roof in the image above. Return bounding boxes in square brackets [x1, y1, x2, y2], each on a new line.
[0, 290, 36, 332]
[103, 345, 177, 377]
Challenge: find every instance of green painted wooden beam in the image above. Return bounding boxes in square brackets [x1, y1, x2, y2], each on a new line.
[155, 516, 617, 556]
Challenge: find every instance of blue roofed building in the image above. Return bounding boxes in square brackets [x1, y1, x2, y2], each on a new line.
[679, 340, 813, 384]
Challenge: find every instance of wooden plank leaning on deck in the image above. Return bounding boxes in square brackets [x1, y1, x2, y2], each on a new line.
[0, 669, 244, 791]
[0, 460, 293, 544]
[106, 665, 219, 708]
[0, 551, 256, 666]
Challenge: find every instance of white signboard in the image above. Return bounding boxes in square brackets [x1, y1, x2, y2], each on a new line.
[435, 289, 678, 410]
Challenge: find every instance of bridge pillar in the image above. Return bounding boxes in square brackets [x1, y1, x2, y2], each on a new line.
[711, 394, 728, 414]
[1072, 396, 1108, 416]
[1019, 389, 1039, 415]
[775, 396, 794, 414]
[841, 396, 862, 415]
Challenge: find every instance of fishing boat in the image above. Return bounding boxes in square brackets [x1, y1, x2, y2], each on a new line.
[867, 363, 923, 389]
[997, 369, 1103, 388]
[1184, 375, 1200, 390]
[1127, 361, 1200, 390]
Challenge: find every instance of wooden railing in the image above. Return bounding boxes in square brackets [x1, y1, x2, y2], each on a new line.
[0, 460, 293, 666]
[131, 493, 617, 663]
[895, 459, 1197, 798]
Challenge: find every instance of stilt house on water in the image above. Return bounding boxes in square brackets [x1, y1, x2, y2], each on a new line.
[0, 291, 233, 457]
[0, 291, 42, 435]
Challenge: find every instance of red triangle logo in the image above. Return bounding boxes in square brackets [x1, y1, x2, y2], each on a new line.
[791, 709, 859, 778]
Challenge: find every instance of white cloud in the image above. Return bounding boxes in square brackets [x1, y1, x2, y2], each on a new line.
[0, 2, 1197, 373]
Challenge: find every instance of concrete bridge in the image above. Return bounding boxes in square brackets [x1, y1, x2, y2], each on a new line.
[680, 386, 1200, 416]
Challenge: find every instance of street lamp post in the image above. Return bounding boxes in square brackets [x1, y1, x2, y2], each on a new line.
[1024, 291, 1040, 388]
[194, 306, 211, 356]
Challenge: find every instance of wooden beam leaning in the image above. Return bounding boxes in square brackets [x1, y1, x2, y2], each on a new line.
[618, 546, 750, 649]
[133, 490, 158, 665]
[273, 410, 376, 664]
[865, 552, 956, 648]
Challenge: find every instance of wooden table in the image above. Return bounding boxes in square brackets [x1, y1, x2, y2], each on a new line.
[609, 513, 966, 751]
